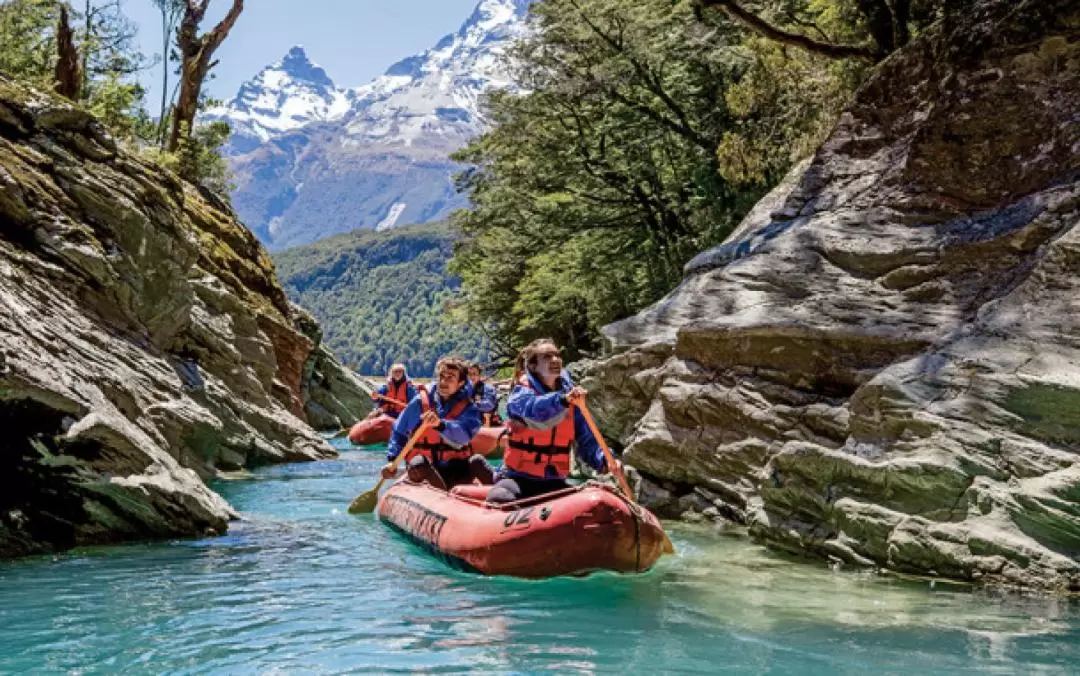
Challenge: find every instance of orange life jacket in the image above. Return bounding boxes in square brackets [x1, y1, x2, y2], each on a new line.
[381, 378, 410, 415]
[409, 388, 473, 464]
[505, 376, 575, 478]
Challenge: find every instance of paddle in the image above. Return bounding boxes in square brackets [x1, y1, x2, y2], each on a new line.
[329, 427, 350, 440]
[578, 400, 676, 555]
[577, 401, 633, 500]
[347, 421, 431, 514]
[373, 394, 407, 409]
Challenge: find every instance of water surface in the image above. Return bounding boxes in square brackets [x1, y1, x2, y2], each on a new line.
[2, 440, 1078, 674]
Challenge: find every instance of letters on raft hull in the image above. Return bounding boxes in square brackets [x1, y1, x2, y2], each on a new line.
[376, 481, 670, 577]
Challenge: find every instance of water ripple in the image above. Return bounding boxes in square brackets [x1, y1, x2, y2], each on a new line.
[2, 443, 1080, 674]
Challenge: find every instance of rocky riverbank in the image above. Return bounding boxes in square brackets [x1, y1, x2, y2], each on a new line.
[0, 76, 370, 557]
[581, 0, 1080, 591]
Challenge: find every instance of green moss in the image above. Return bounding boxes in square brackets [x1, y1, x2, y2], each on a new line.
[1003, 383, 1080, 448]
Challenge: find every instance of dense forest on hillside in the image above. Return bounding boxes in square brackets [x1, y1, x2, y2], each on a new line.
[273, 223, 488, 376]
[451, 0, 957, 360]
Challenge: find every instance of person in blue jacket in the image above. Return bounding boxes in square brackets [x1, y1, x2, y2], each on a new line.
[370, 363, 417, 419]
[486, 338, 614, 503]
[381, 356, 494, 490]
[467, 363, 502, 425]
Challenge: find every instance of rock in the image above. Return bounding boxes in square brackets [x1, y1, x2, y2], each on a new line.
[584, 0, 1080, 592]
[0, 75, 369, 557]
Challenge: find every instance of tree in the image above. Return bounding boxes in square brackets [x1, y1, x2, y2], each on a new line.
[166, 0, 243, 157]
[695, 0, 972, 62]
[150, 0, 184, 145]
[54, 3, 79, 98]
[451, 0, 861, 359]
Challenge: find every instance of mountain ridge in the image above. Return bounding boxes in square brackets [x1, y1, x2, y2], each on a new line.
[213, 0, 532, 250]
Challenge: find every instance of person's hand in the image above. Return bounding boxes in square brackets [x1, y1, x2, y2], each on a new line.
[603, 458, 622, 476]
[421, 410, 441, 429]
[380, 462, 398, 480]
[370, 391, 380, 401]
[566, 386, 588, 405]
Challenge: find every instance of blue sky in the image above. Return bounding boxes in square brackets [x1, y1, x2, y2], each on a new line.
[125, 0, 480, 109]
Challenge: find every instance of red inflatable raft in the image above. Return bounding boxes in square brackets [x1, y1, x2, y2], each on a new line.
[376, 480, 671, 577]
[349, 417, 507, 458]
[469, 425, 508, 458]
[347, 413, 394, 446]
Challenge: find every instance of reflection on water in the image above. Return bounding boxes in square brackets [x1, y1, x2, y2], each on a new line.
[1, 442, 1078, 674]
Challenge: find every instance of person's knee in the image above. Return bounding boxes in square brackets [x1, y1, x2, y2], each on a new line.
[408, 455, 431, 469]
[486, 479, 520, 504]
[486, 486, 514, 503]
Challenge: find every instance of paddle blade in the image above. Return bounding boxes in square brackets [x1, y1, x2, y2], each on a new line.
[330, 427, 350, 440]
[348, 488, 380, 514]
[662, 532, 676, 556]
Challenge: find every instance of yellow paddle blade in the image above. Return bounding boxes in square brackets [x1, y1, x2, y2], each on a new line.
[348, 488, 380, 514]
[662, 531, 676, 556]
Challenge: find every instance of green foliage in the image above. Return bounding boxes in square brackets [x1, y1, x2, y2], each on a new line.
[0, 0, 231, 195]
[0, 0, 60, 87]
[273, 223, 489, 377]
[451, 0, 867, 360]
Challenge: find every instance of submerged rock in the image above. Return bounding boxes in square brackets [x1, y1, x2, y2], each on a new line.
[0, 77, 369, 557]
[583, 0, 1080, 591]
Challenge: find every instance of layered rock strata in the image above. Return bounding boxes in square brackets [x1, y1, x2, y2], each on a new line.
[0, 77, 369, 557]
[582, 0, 1080, 591]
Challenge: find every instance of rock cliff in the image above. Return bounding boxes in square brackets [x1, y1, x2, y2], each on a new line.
[0, 77, 370, 557]
[583, 0, 1080, 591]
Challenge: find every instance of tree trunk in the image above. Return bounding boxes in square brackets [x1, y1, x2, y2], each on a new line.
[55, 5, 81, 100]
[699, 0, 878, 62]
[166, 0, 244, 154]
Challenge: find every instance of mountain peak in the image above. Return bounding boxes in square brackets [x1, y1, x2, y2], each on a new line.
[270, 45, 335, 89]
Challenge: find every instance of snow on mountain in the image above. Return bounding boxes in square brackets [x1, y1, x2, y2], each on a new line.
[222, 0, 533, 250]
[207, 46, 351, 153]
[342, 0, 531, 150]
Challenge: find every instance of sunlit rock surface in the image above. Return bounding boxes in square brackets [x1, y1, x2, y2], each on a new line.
[0, 76, 369, 556]
[582, 0, 1080, 591]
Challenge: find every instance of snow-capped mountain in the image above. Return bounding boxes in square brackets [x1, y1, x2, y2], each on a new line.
[206, 46, 352, 154]
[217, 0, 532, 250]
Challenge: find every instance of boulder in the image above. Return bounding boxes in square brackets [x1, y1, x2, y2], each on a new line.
[0, 76, 369, 556]
[585, 0, 1080, 591]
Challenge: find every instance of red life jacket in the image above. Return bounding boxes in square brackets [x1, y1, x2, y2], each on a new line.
[381, 378, 411, 415]
[505, 376, 575, 478]
[408, 388, 473, 464]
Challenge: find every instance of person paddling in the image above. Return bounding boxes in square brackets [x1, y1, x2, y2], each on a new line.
[371, 363, 416, 419]
[467, 363, 502, 426]
[486, 339, 612, 504]
[380, 356, 495, 490]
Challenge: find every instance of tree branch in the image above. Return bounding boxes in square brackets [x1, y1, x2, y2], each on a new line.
[698, 0, 879, 62]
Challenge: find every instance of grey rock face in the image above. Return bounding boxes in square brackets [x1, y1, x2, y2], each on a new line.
[0, 77, 369, 557]
[585, 0, 1080, 591]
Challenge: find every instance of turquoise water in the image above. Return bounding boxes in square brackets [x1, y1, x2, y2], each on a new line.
[3, 440, 1080, 674]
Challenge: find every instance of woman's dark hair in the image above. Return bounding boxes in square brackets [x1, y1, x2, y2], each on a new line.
[512, 338, 559, 384]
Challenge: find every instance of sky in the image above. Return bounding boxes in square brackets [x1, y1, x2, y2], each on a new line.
[124, 0, 480, 111]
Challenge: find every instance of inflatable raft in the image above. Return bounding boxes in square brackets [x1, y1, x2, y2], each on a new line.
[469, 425, 508, 458]
[349, 417, 507, 458]
[347, 413, 394, 446]
[377, 480, 671, 577]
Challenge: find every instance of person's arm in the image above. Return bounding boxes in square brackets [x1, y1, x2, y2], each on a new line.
[436, 402, 482, 448]
[506, 385, 568, 428]
[475, 385, 498, 414]
[405, 382, 418, 402]
[385, 397, 422, 461]
[572, 407, 607, 472]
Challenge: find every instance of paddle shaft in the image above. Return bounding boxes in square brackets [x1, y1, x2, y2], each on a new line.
[577, 402, 634, 501]
[388, 421, 432, 474]
[374, 394, 407, 409]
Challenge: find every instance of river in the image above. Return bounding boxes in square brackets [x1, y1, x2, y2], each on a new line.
[2, 439, 1078, 674]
